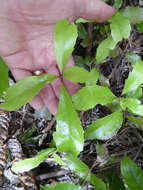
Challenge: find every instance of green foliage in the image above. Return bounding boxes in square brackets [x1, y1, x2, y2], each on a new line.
[96, 11, 131, 64]
[0, 57, 9, 98]
[121, 7, 143, 23]
[126, 53, 141, 64]
[126, 87, 142, 99]
[63, 66, 99, 84]
[85, 112, 123, 140]
[63, 154, 107, 190]
[121, 157, 143, 190]
[96, 36, 116, 64]
[120, 98, 143, 117]
[40, 182, 83, 190]
[52, 152, 66, 166]
[0, 74, 57, 111]
[136, 21, 143, 33]
[107, 170, 126, 190]
[54, 18, 78, 72]
[113, 0, 122, 9]
[127, 115, 143, 130]
[72, 85, 116, 110]
[123, 60, 143, 94]
[109, 12, 131, 43]
[11, 148, 54, 173]
[53, 84, 84, 156]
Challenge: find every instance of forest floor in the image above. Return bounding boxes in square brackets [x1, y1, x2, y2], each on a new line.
[2, 0, 143, 189]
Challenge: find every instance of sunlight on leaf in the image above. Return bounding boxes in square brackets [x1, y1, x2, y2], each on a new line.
[11, 148, 55, 173]
[123, 60, 143, 94]
[85, 112, 123, 140]
[0, 74, 57, 111]
[54, 18, 78, 72]
[109, 12, 131, 43]
[72, 85, 116, 110]
[120, 98, 143, 117]
[53, 84, 84, 156]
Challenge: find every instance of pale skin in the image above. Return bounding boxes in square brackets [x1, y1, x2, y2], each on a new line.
[0, 0, 114, 114]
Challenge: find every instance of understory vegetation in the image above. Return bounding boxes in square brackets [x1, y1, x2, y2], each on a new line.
[1, 0, 143, 189]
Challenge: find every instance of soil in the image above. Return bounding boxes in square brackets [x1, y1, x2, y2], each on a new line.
[1, 0, 143, 189]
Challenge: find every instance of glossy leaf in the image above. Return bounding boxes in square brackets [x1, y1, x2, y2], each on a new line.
[96, 36, 116, 64]
[107, 170, 126, 190]
[0, 74, 57, 111]
[0, 57, 9, 98]
[126, 87, 142, 99]
[40, 182, 83, 190]
[85, 112, 123, 140]
[63, 154, 106, 190]
[63, 66, 99, 84]
[109, 12, 131, 43]
[123, 60, 143, 94]
[121, 156, 143, 190]
[127, 116, 143, 130]
[53, 84, 84, 156]
[54, 18, 78, 72]
[120, 98, 143, 116]
[121, 6, 143, 23]
[72, 85, 116, 110]
[11, 148, 54, 173]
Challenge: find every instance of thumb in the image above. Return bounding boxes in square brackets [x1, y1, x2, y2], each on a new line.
[75, 0, 114, 22]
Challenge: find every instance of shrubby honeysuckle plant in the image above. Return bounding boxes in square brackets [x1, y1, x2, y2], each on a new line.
[2, 2, 143, 189]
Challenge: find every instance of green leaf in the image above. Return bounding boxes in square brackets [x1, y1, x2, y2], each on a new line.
[121, 6, 143, 23]
[77, 23, 88, 39]
[121, 156, 143, 190]
[75, 18, 93, 24]
[53, 84, 84, 156]
[20, 124, 36, 144]
[40, 182, 83, 190]
[109, 12, 131, 43]
[123, 60, 143, 94]
[126, 53, 141, 64]
[63, 154, 106, 190]
[72, 85, 116, 110]
[120, 98, 143, 117]
[54, 18, 78, 72]
[107, 170, 126, 190]
[96, 36, 116, 64]
[0, 74, 57, 111]
[0, 57, 9, 98]
[114, 0, 122, 9]
[63, 66, 99, 84]
[11, 148, 54, 173]
[126, 87, 142, 99]
[85, 112, 123, 140]
[127, 115, 143, 130]
[136, 21, 143, 33]
[52, 152, 66, 166]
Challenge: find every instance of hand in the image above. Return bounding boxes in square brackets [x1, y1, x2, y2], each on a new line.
[0, 0, 114, 114]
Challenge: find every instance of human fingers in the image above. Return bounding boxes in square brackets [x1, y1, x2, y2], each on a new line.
[10, 68, 45, 110]
[75, 0, 114, 22]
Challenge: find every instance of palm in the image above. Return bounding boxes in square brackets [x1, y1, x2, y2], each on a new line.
[0, 0, 114, 114]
